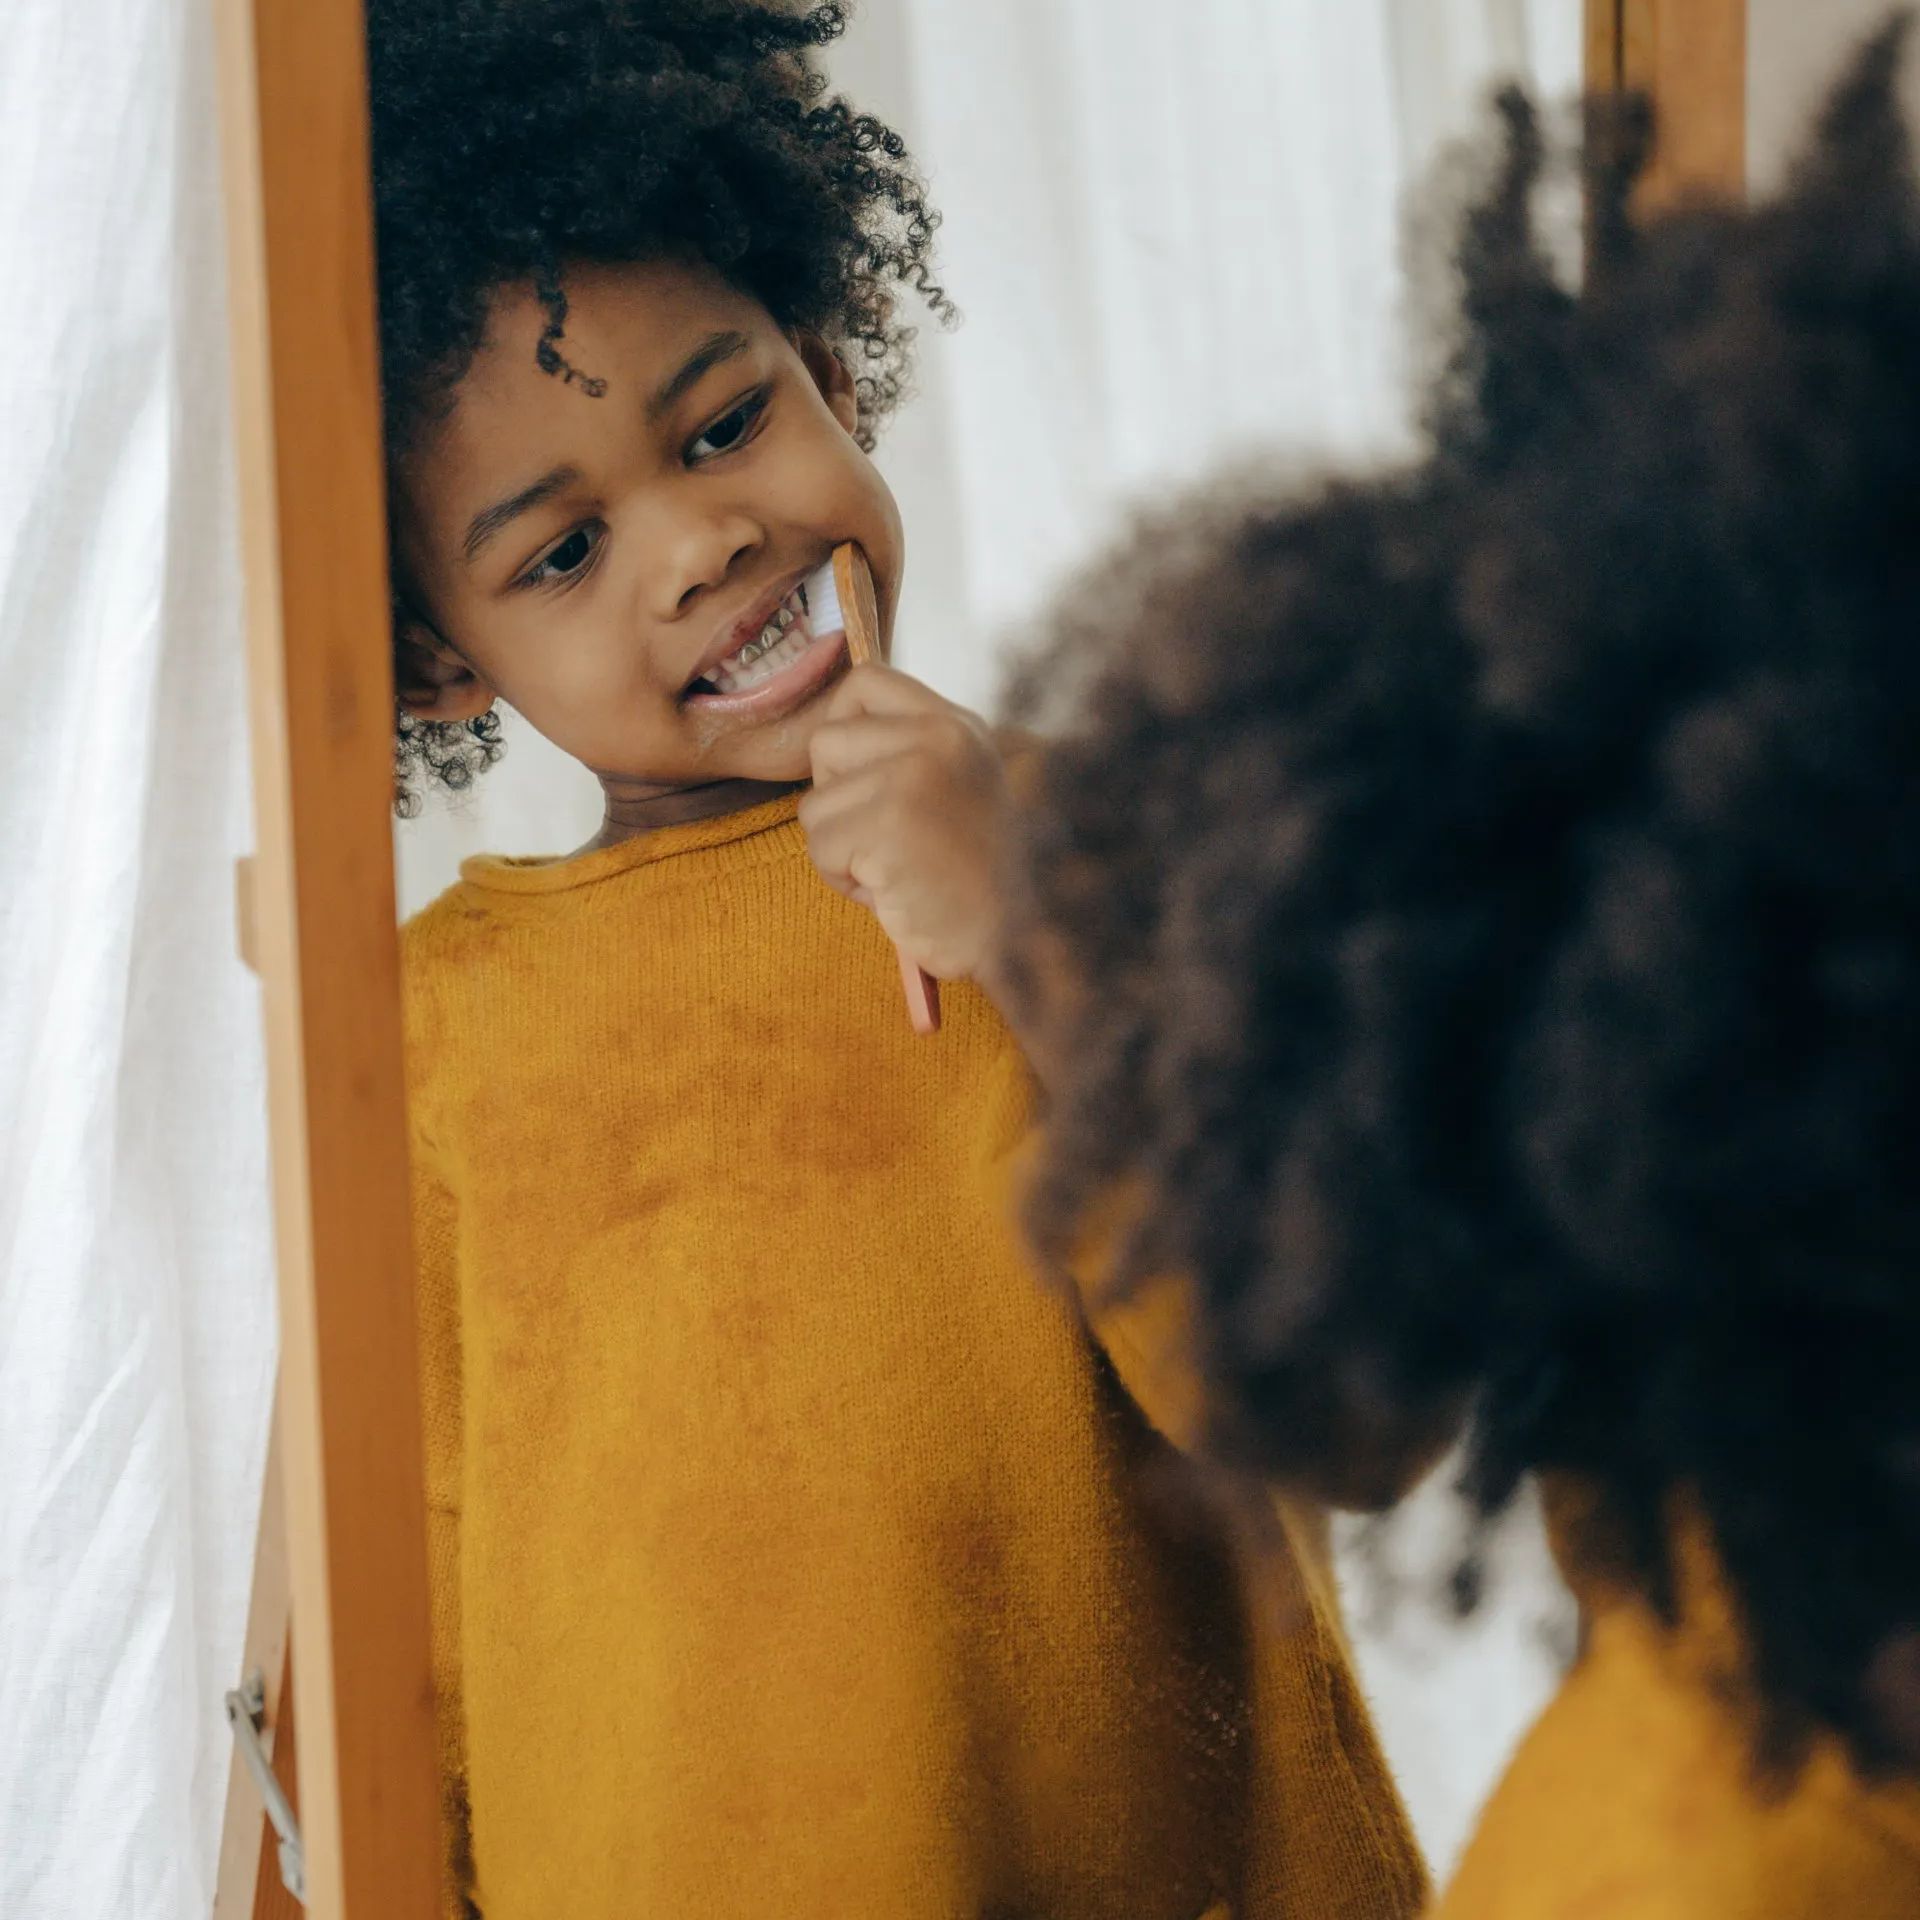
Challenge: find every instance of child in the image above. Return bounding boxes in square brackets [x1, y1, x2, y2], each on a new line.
[1010, 27, 1920, 1919]
[368, 3, 1425, 1916]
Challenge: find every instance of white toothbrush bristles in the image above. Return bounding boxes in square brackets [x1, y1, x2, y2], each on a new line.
[804, 562, 845, 638]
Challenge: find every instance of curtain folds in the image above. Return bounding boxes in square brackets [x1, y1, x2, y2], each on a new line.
[0, 3, 275, 1918]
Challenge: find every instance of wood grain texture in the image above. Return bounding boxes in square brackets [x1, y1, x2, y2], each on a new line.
[830, 542, 885, 670]
[212, 0, 442, 1913]
[212, 1415, 289, 1920]
[251, 1639, 305, 1920]
[1587, 0, 1628, 95]
[1589, 0, 1748, 205]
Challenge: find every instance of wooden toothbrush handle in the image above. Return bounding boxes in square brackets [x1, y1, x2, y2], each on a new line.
[832, 542, 885, 667]
[897, 949, 943, 1037]
[831, 541, 943, 1036]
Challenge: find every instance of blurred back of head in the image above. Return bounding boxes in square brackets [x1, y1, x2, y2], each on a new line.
[1013, 19, 1920, 1773]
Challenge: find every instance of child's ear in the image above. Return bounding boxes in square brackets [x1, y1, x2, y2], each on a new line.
[395, 616, 495, 723]
[793, 330, 860, 436]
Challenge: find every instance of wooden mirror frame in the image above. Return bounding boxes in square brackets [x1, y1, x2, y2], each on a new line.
[210, 3, 1748, 1913]
[1586, 0, 1747, 204]
[212, 0, 440, 1914]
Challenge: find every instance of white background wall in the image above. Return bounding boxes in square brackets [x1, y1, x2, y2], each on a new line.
[1748, 0, 1920, 193]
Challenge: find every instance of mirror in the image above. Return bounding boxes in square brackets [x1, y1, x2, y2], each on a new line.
[373, 10, 1592, 1911]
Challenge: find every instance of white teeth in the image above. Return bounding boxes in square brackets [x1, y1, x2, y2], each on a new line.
[703, 586, 811, 692]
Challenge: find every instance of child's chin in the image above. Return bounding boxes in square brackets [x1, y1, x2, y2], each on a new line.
[684, 672, 845, 773]
[679, 707, 824, 786]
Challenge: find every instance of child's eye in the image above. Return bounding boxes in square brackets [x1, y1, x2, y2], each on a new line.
[519, 522, 603, 591]
[687, 388, 771, 464]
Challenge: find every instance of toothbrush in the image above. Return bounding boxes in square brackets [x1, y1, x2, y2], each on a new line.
[804, 542, 944, 1037]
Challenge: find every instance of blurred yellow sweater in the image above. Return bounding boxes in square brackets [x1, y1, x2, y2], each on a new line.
[403, 793, 1425, 1920]
[1434, 1483, 1920, 1919]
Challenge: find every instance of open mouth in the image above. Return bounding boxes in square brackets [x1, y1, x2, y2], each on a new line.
[682, 578, 845, 714]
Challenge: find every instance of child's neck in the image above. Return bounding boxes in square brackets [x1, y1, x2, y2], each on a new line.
[581, 774, 804, 852]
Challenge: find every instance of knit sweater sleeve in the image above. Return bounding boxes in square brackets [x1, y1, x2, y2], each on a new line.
[1033, 1204, 1359, 1626]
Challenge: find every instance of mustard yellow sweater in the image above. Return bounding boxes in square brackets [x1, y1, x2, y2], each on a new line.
[1434, 1483, 1920, 1919]
[402, 794, 1424, 1920]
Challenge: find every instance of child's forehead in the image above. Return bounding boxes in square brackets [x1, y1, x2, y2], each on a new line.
[396, 259, 783, 513]
[476, 260, 778, 399]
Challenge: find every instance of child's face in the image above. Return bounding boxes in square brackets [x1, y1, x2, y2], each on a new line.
[392, 260, 904, 793]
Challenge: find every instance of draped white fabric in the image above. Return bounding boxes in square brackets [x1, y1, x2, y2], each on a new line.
[0, 2, 275, 1917]
[0, 3, 1642, 1914]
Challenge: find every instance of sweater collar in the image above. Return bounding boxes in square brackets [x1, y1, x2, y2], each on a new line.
[459, 790, 802, 896]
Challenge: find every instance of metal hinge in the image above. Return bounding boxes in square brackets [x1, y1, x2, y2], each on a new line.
[225, 1669, 306, 1904]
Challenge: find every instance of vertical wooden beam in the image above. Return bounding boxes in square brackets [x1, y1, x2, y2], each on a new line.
[213, 1413, 289, 1920]
[248, 1637, 307, 1920]
[1587, 0, 1628, 96]
[1587, 0, 1749, 204]
[211, 0, 441, 1914]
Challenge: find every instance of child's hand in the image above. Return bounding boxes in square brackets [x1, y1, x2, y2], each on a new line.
[801, 665, 1012, 988]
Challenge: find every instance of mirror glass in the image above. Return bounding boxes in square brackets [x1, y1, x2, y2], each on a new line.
[381, 2, 1590, 1905]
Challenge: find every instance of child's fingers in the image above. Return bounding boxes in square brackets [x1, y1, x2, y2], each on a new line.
[812, 705, 992, 805]
[821, 661, 955, 723]
[796, 763, 907, 891]
[808, 714, 932, 786]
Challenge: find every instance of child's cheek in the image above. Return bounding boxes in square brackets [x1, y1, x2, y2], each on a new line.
[496, 643, 673, 777]
[774, 409, 904, 604]
[841, 461, 905, 642]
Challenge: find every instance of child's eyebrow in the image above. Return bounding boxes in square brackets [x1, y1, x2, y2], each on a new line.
[646, 329, 752, 422]
[459, 332, 754, 568]
[463, 465, 584, 565]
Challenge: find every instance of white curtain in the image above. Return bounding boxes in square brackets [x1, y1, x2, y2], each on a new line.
[0, 3, 275, 1918]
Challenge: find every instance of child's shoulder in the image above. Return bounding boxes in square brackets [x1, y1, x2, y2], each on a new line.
[401, 875, 497, 969]
[398, 874, 520, 1040]
[398, 869, 566, 1113]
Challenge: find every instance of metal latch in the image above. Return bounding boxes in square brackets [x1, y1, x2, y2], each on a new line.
[226, 1669, 306, 1903]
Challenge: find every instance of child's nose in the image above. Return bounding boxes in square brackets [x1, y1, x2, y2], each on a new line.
[663, 509, 764, 618]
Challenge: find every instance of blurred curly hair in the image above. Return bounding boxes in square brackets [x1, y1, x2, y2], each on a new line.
[365, 0, 949, 810]
[1011, 22, 1920, 1775]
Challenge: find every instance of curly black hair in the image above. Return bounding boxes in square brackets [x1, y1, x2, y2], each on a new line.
[1010, 22, 1920, 1777]
[366, 0, 948, 809]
